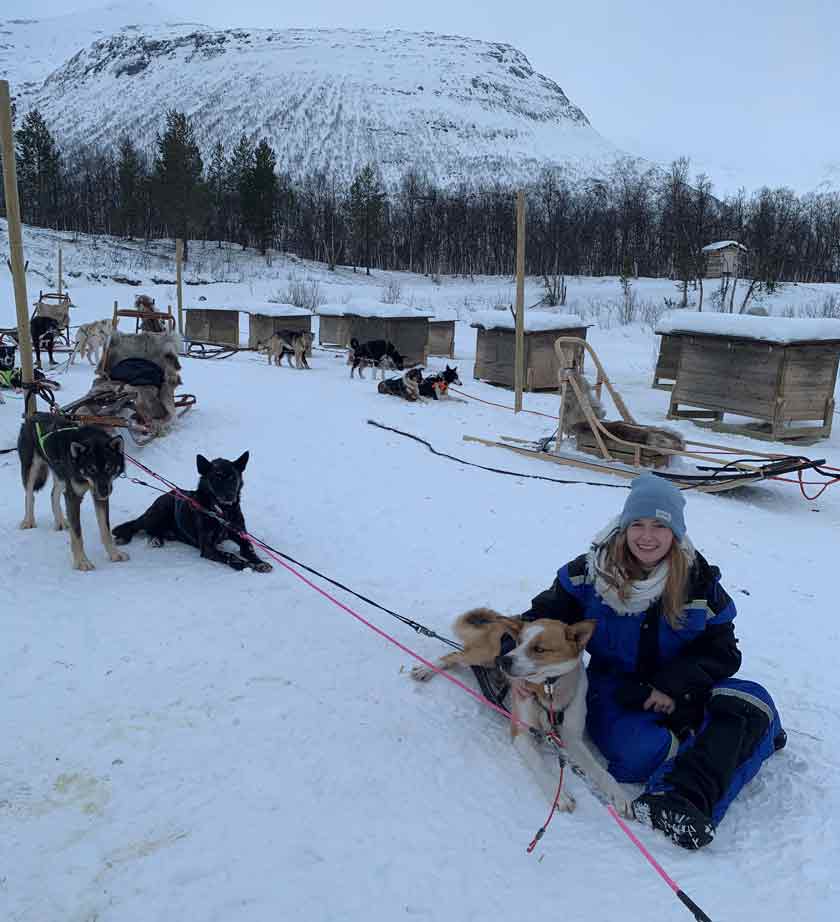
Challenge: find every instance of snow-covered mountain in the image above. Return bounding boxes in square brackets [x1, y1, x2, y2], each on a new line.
[4, 7, 637, 189]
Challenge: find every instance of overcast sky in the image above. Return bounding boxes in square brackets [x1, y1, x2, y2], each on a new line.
[4, 0, 838, 192]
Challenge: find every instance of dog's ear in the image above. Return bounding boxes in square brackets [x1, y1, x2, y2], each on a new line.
[69, 441, 88, 460]
[196, 454, 211, 475]
[233, 451, 249, 472]
[108, 435, 124, 455]
[566, 619, 597, 651]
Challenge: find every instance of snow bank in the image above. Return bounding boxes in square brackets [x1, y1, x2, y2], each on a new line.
[655, 311, 840, 344]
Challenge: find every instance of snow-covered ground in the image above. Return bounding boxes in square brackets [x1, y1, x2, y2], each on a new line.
[2, 226, 840, 921]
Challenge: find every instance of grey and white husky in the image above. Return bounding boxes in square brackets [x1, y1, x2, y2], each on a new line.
[18, 413, 128, 571]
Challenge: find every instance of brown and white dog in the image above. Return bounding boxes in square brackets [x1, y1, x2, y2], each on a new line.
[411, 608, 631, 814]
[261, 330, 313, 369]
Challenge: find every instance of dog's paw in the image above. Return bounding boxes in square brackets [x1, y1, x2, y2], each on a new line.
[109, 549, 130, 562]
[74, 557, 96, 572]
[410, 664, 436, 682]
[19, 519, 36, 530]
[251, 560, 273, 573]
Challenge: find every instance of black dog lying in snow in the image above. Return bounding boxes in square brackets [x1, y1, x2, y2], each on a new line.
[418, 365, 462, 400]
[112, 452, 272, 572]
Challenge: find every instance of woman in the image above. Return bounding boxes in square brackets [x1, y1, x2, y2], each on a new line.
[521, 472, 785, 849]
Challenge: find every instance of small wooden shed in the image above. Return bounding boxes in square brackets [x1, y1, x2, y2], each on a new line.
[652, 332, 682, 390]
[317, 304, 432, 366]
[247, 304, 313, 351]
[184, 306, 241, 347]
[427, 313, 457, 359]
[660, 313, 840, 442]
[471, 311, 591, 391]
[701, 241, 747, 279]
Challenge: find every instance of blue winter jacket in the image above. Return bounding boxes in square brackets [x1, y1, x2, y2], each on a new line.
[521, 551, 742, 728]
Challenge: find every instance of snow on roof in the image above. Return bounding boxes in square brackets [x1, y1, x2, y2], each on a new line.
[185, 303, 312, 317]
[248, 303, 312, 318]
[470, 310, 588, 332]
[655, 311, 840, 344]
[317, 303, 434, 318]
[701, 240, 747, 253]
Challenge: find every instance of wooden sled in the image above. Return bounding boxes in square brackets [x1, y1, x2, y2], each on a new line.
[465, 337, 827, 493]
[62, 330, 195, 445]
[32, 291, 75, 353]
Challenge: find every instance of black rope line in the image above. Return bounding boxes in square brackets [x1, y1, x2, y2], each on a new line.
[125, 470, 462, 650]
[367, 420, 632, 489]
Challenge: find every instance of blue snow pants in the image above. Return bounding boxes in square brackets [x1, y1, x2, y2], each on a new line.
[586, 676, 783, 826]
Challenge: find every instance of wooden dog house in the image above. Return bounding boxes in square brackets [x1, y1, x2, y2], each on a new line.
[660, 313, 840, 442]
[184, 306, 241, 347]
[427, 314, 457, 359]
[471, 312, 590, 391]
[652, 332, 682, 390]
[317, 304, 432, 366]
[701, 241, 747, 279]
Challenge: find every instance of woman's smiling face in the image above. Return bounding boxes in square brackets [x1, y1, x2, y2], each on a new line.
[626, 517, 674, 567]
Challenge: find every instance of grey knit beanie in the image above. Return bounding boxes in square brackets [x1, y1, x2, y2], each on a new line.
[619, 472, 687, 539]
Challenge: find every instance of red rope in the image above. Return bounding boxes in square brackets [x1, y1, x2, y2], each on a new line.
[527, 762, 565, 854]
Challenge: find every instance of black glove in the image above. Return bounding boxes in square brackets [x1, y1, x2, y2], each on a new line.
[614, 680, 653, 710]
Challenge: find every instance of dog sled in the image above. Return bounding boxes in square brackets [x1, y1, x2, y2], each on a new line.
[31, 290, 74, 354]
[60, 330, 195, 445]
[113, 295, 176, 334]
[465, 337, 827, 493]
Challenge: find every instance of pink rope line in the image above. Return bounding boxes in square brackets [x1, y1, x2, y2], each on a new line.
[122, 453, 711, 919]
[607, 805, 679, 892]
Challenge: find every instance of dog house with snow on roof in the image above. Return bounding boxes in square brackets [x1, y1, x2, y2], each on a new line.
[659, 312, 840, 442]
[247, 304, 313, 351]
[471, 311, 591, 391]
[701, 240, 747, 279]
[317, 304, 432, 367]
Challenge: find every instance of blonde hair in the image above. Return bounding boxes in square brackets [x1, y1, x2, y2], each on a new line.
[603, 530, 689, 628]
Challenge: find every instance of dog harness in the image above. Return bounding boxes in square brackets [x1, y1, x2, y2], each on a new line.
[35, 420, 79, 463]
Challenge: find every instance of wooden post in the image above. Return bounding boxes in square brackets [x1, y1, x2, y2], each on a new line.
[58, 245, 63, 296]
[175, 238, 184, 337]
[0, 79, 35, 417]
[514, 190, 526, 412]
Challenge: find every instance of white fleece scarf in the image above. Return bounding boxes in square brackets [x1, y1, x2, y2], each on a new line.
[586, 517, 696, 615]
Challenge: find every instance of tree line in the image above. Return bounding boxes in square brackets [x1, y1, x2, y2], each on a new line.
[2, 107, 839, 292]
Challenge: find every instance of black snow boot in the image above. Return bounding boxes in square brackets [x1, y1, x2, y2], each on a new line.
[632, 792, 715, 850]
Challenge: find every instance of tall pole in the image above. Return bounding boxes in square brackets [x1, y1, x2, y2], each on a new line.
[175, 237, 184, 337]
[514, 190, 526, 412]
[0, 79, 35, 417]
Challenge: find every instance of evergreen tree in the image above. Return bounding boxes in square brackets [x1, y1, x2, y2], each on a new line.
[152, 109, 206, 261]
[242, 139, 278, 255]
[226, 134, 255, 248]
[207, 140, 228, 247]
[349, 164, 385, 275]
[117, 135, 144, 239]
[15, 108, 62, 226]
